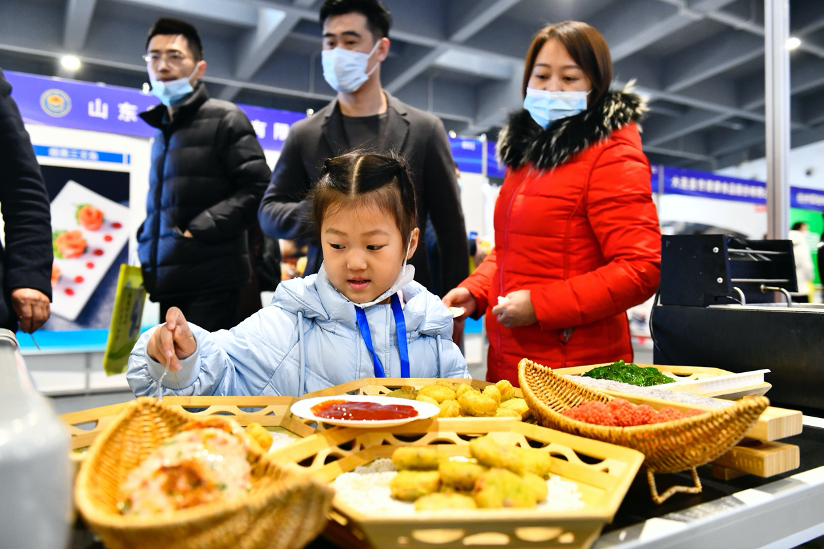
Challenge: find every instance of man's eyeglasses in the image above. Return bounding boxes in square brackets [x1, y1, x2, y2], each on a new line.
[142, 51, 189, 66]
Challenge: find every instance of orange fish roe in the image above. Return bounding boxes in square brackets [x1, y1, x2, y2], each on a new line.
[562, 398, 704, 427]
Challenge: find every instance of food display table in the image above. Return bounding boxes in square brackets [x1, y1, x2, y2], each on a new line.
[593, 416, 824, 548]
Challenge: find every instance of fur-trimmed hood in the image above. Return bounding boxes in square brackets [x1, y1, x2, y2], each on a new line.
[497, 90, 646, 171]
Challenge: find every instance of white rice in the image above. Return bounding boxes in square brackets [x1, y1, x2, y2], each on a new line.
[330, 457, 584, 514]
[269, 432, 298, 451]
[567, 376, 733, 409]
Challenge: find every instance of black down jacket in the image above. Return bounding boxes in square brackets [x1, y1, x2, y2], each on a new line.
[138, 83, 270, 300]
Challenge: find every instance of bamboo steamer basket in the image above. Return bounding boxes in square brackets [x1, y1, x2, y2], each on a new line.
[75, 397, 333, 548]
[518, 359, 769, 503]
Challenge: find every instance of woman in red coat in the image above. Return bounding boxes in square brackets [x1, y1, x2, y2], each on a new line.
[443, 21, 661, 385]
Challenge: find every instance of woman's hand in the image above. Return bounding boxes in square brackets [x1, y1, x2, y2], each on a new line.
[146, 307, 197, 372]
[491, 290, 536, 328]
[442, 287, 477, 347]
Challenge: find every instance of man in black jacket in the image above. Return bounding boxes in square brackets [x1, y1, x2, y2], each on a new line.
[0, 68, 53, 334]
[258, 0, 468, 295]
[138, 18, 270, 331]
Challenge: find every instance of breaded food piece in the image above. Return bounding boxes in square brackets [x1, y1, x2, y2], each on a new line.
[522, 472, 548, 502]
[439, 460, 486, 491]
[469, 435, 525, 474]
[474, 468, 536, 508]
[495, 407, 522, 418]
[390, 470, 441, 501]
[495, 380, 516, 402]
[419, 384, 457, 403]
[392, 446, 441, 471]
[438, 399, 461, 418]
[458, 392, 498, 417]
[415, 492, 477, 511]
[244, 422, 273, 452]
[499, 398, 529, 415]
[516, 447, 552, 479]
[180, 416, 242, 435]
[435, 380, 457, 391]
[386, 385, 419, 400]
[455, 383, 478, 399]
[482, 384, 502, 405]
[416, 394, 439, 407]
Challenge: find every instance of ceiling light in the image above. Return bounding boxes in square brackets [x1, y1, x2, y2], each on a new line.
[306, 108, 314, 116]
[142, 82, 151, 94]
[786, 37, 801, 50]
[448, 131, 457, 138]
[60, 55, 81, 71]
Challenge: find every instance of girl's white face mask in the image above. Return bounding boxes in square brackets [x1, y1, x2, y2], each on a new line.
[523, 87, 589, 128]
[351, 232, 415, 309]
[321, 40, 381, 94]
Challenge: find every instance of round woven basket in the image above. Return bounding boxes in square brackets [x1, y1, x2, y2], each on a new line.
[75, 397, 333, 549]
[518, 359, 769, 502]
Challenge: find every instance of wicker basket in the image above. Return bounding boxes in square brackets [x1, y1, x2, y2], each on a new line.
[75, 397, 333, 549]
[518, 359, 769, 503]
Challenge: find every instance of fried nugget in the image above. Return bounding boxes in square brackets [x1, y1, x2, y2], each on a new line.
[469, 435, 525, 474]
[419, 384, 457, 403]
[495, 380, 516, 402]
[523, 472, 548, 502]
[244, 422, 273, 452]
[516, 447, 552, 479]
[455, 383, 478, 399]
[499, 398, 529, 415]
[438, 399, 461, 418]
[435, 380, 457, 391]
[386, 388, 418, 400]
[482, 384, 502, 406]
[416, 394, 439, 407]
[495, 407, 522, 418]
[415, 492, 477, 511]
[439, 459, 486, 491]
[474, 468, 537, 508]
[392, 446, 441, 471]
[390, 470, 441, 501]
[458, 392, 498, 417]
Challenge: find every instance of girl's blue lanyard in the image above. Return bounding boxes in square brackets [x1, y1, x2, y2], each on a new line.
[354, 293, 410, 378]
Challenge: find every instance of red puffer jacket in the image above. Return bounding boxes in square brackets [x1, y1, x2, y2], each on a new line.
[460, 91, 661, 385]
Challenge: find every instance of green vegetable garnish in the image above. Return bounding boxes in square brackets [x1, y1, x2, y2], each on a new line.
[582, 360, 672, 386]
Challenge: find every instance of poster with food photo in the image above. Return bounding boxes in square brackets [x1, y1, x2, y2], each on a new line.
[41, 167, 130, 329]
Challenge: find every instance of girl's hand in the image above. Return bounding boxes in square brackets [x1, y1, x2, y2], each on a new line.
[442, 287, 477, 348]
[491, 290, 536, 328]
[146, 307, 197, 372]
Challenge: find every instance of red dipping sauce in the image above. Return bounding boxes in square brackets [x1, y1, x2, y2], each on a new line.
[310, 400, 418, 421]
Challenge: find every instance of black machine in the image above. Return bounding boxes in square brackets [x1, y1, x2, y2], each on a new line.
[652, 234, 824, 411]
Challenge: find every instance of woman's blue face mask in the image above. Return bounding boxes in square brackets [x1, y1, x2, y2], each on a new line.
[523, 87, 590, 128]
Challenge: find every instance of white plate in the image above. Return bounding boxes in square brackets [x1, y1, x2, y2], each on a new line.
[290, 395, 440, 428]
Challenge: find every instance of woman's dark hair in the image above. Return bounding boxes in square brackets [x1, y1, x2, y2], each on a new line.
[320, 0, 392, 40]
[792, 222, 808, 231]
[521, 21, 612, 106]
[146, 17, 204, 61]
[310, 151, 417, 247]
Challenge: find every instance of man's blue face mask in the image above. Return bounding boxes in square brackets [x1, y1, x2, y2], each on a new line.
[150, 64, 199, 107]
[523, 87, 590, 128]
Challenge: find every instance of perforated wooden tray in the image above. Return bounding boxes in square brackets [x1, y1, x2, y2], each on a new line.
[272, 418, 645, 548]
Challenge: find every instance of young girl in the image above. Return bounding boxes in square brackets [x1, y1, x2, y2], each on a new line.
[127, 152, 469, 397]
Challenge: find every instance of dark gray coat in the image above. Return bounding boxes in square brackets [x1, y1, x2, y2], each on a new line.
[0, 68, 53, 331]
[258, 92, 468, 294]
[138, 84, 270, 300]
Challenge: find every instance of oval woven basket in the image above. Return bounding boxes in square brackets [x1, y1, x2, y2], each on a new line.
[518, 359, 769, 503]
[75, 397, 333, 549]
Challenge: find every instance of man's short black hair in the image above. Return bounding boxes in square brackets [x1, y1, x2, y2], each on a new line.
[319, 0, 392, 40]
[145, 17, 204, 61]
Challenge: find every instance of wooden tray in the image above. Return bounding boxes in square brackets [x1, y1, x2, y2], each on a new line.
[554, 363, 772, 399]
[272, 418, 645, 548]
[299, 378, 529, 426]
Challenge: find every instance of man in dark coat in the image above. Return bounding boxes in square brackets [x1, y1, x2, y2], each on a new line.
[0, 68, 52, 333]
[258, 0, 468, 295]
[138, 18, 270, 331]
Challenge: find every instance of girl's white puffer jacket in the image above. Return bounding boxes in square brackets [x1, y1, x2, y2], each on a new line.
[127, 265, 469, 397]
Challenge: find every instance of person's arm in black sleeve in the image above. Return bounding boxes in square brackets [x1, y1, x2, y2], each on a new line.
[187, 108, 271, 243]
[257, 128, 313, 240]
[0, 69, 53, 332]
[423, 118, 469, 294]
